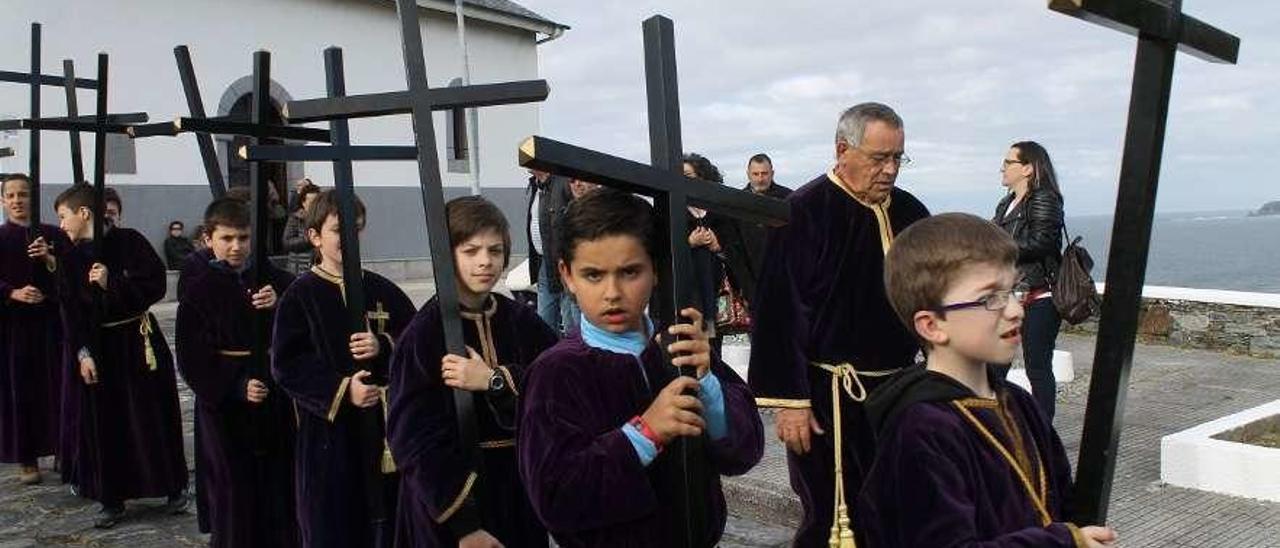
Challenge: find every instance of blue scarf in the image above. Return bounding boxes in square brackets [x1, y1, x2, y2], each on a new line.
[579, 314, 653, 359]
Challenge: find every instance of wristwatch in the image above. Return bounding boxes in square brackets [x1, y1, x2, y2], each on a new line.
[487, 369, 507, 393]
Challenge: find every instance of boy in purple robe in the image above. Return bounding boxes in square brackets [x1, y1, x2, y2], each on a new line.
[857, 213, 1117, 547]
[272, 190, 415, 548]
[0, 174, 69, 485]
[518, 189, 764, 547]
[388, 196, 558, 547]
[53, 185, 188, 528]
[176, 197, 298, 547]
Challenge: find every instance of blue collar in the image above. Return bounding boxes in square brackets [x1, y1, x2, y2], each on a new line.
[579, 314, 653, 358]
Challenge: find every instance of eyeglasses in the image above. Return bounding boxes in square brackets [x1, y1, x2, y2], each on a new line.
[847, 144, 911, 168]
[937, 289, 1027, 313]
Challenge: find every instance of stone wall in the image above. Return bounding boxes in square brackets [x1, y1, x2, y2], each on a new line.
[1063, 286, 1280, 359]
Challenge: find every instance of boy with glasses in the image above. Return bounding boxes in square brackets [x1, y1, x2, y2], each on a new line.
[857, 213, 1116, 547]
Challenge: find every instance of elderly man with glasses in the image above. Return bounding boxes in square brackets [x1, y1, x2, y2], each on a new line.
[749, 102, 931, 546]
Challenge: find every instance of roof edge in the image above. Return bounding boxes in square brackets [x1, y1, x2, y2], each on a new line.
[416, 0, 570, 38]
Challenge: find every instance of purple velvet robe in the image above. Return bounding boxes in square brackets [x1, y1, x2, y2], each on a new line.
[58, 227, 188, 504]
[176, 260, 298, 547]
[387, 294, 558, 547]
[518, 334, 764, 547]
[271, 268, 415, 548]
[176, 246, 216, 533]
[747, 173, 929, 546]
[0, 222, 69, 464]
[858, 368, 1084, 547]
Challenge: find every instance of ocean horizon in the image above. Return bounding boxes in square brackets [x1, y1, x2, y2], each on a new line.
[1067, 209, 1280, 294]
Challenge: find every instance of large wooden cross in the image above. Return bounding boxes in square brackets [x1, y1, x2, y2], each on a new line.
[518, 15, 788, 546]
[1048, 0, 1239, 525]
[0, 23, 144, 226]
[243, 0, 550, 536]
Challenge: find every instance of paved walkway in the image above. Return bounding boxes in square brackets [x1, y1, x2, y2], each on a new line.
[3, 280, 1278, 546]
[725, 334, 1280, 547]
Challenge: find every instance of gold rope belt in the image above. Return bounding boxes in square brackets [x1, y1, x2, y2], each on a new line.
[218, 349, 251, 357]
[101, 312, 157, 371]
[809, 362, 905, 548]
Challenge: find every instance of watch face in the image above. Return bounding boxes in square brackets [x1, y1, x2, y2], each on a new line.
[489, 371, 506, 391]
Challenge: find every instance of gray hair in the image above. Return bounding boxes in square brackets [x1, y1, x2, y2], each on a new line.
[835, 102, 903, 147]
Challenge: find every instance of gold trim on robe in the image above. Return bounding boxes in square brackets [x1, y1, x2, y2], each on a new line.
[328, 376, 352, 423]
[218, 349, 252, 357]
[951, 400, 1052, 526]
[827, 168, 895, 255]
[497, 365, 518, 397]
[436, 471, 479, 523]
[754, 397, 812, 409]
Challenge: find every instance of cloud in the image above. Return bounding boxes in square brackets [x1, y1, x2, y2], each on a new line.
[523, 0, 1278, 214]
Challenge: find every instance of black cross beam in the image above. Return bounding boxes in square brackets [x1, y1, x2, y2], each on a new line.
[173, 46, 227, 198]
[518, 16, 788, 546]
[268, 0, 554, 518]
[0, 23, 99, 226]
[1048, 0, 1239, 525]
[0, 113, 148, 133]
[241, 48, 408, 544]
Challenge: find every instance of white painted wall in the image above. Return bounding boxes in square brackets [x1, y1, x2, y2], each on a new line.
[1, 0, 545, 190]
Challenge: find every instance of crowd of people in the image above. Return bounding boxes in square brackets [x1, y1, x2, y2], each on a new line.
[0, 101, 1116, 547]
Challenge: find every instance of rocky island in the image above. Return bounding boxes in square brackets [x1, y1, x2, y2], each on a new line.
[1249, 201, 1280, 216]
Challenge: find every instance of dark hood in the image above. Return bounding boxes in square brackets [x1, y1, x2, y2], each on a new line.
[866, 365, 1005, 436]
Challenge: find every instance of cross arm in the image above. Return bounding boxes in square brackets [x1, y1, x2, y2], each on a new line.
[0, 112, 150, 133]
[239, 144, 419, 162]
[282, 79, 549, 123]
[0, 112, 148, 131]
[518, 136, 789, 226]
[174, 117, 332, 142]
[1049, 0, 1239, 63]
[0, 69, 96, 88]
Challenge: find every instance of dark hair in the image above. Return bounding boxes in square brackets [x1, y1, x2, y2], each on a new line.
[747, 153, 772, 167]
[305, 189, 366, 235]
[54, 184, 97, 213]
[169, 220, 185, 230]
[1011, 141, 1062, 197]
[557, 188, 657, 266]
[884, 213, 1018, 348]
[682, 153, 724, 184]
[296, 182, 322, 213]
[445, 195, 512, 268]
[104, 187, 122, 212]
[1, 173, 31, 194]
[203, 198, 250, 231]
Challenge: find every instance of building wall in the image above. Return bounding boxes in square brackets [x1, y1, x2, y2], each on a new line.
[0, 0, 544, 197]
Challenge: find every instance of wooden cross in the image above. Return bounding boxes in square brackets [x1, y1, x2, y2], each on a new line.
[1048, 0, 1239, 525]
[518, 15, 788, 546]
[249, 0, 551, 513]
[0, 23, 142, 226]
[171, 46, 227, 198]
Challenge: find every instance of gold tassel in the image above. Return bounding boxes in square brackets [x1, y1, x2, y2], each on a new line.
[828, 369, 858, 548]
[140, 313, 157, 371]
[379, 391, 396, 473]
[381, 443, 397, 474]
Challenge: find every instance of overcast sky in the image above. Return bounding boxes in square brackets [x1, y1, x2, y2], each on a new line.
[520, 0, 1277, 216]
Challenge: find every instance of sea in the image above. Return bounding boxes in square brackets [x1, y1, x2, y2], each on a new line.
[1067, 210, 1280, 294]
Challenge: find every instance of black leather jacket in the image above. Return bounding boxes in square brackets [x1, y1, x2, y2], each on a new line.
[993, 187, 1063, 290]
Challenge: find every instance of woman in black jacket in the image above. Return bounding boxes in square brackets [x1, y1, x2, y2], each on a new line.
[994, 141, 1064, 419]
[682, 153, 736, 355]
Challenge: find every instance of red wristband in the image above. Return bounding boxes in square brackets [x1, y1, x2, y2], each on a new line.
[629, 415, 664, 453]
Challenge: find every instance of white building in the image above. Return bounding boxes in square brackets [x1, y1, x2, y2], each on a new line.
[1, 0, 567, 258]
